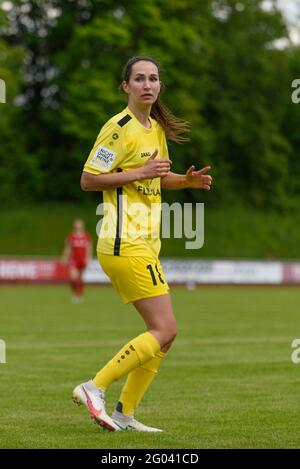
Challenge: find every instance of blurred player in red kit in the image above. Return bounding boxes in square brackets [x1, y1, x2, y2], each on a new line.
[63, 219, 92, 303]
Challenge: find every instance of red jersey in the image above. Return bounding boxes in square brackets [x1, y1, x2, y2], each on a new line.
[67, 232, 91, 265]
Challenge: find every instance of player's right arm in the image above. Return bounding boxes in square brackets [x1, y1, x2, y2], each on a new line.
[62, 237, 71, 261]
[81, 155, 171, 191]
[81, 120, 171, 192]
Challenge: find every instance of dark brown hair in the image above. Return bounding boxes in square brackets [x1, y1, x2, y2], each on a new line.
[121, 56, 190, 143]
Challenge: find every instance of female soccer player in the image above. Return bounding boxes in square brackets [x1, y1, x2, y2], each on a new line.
[63, 219, 92, 303]
[73, 56, 212, 431]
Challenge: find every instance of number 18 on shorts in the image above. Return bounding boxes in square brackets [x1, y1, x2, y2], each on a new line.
[98, 253, 169, 304]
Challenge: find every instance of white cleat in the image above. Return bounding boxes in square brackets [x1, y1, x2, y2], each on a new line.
[71, 296, 84, 304]
[72, 380, 122, 432]
[111, 410, 163, 432]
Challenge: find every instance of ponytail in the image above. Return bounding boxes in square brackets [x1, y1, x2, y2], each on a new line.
[150, 100, 190, 143]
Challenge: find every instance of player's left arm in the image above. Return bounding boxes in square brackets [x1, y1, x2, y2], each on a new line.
[161, 166, 212, 190]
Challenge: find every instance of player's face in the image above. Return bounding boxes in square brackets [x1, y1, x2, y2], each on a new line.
[74, 220, 84, 232]
[123, 61, 161, 107]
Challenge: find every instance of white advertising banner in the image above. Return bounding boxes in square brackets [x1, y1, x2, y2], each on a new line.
[83, 259, 283, 285]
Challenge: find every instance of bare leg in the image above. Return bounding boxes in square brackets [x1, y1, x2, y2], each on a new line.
[70, 266, 80, 297]
[133, 293, 177, 349]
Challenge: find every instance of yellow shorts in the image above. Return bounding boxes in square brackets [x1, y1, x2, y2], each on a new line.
[98, 253, 169, 304]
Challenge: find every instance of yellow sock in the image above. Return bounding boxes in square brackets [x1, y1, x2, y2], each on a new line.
[93, 331, 160, 390]
[116, 351, 166, 416]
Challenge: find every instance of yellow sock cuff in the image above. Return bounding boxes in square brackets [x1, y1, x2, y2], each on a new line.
[141, 351, 166, 374]
[132, 332, 161, 365]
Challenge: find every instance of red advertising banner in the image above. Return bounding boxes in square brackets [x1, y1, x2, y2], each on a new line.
[282, 262, 300, 284]
[0, 260, 69, 283]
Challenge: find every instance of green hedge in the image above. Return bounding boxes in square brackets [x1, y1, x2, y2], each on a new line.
[0, 202, 299, 259]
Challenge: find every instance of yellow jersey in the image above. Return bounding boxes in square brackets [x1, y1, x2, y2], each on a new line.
[83, 106, 170, 257]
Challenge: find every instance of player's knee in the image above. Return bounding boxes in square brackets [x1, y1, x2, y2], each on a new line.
[170, 327, 178, 344]
[163, 324, 177, 347]
[151, 325, 177, 348]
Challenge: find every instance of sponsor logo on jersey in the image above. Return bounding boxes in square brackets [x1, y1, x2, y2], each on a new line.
[140, 152, 151, 158]
[137, 186, 161, 196]
[91, 146, 117, 171]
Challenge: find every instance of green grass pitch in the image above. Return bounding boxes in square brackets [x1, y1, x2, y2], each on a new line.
[0, 285, 300, 448]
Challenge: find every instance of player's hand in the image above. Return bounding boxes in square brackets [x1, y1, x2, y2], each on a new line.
[185, 165, 212, 190]
[137, 148, 172, 180]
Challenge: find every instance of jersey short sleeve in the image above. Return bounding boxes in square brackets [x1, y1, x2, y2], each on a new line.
[83, 120, 125, 175]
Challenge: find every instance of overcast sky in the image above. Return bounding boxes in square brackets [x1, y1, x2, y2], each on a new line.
[264, 0, 300, 44]
[278, 0, 300, 21]
[279, 0, 300, 44]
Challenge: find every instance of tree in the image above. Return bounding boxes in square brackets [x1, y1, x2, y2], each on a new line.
[0, 9, 35, 204]
[201, 0, 292, 208]
[0, 0, 297, 210]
